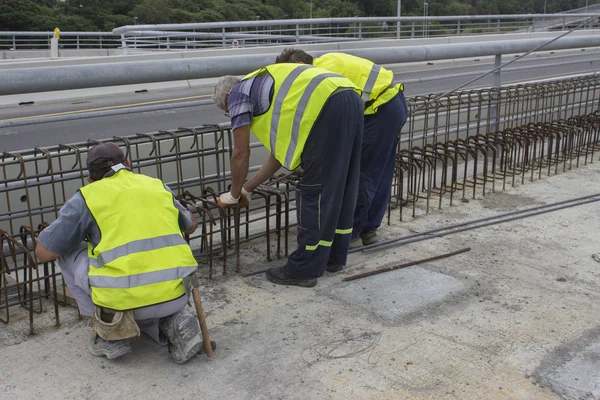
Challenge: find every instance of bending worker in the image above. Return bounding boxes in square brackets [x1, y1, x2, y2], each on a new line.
[276, 49, 409, 264]
[213, 63, 363, 287]
[35, 143, 204, 364]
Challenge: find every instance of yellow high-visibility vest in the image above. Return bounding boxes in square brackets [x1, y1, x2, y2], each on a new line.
[242, 63, 359, 170]
[80, 168, 197, 310]
[313, 53, 404, 115]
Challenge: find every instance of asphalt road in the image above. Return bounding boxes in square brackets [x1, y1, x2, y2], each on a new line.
[1, 49, 599, 151]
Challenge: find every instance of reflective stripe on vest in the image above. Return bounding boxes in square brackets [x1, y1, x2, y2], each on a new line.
[88, 265, 197, 288]
[363, 64, 381, 98]
[80, 169, 197, 310]
[89, 234, 188, 268]
[283, 72, 339, 168]
[243, 64, 359, 170]
[268, 65, 309, 158]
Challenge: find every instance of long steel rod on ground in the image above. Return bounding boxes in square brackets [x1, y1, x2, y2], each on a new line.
[342, 247, 471, 282]
[225, 193, 600, 275]
[362, 195, 600, 254]
[351, 192, 600, 254]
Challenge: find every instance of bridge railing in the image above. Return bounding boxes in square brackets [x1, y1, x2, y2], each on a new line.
[0, 31, 121, 51]
[2, 13, 599, 52]
[113, 14, 600, 52]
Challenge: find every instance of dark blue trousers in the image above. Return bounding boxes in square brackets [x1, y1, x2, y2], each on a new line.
[286, 90, 364, 279]
[353, 92, 408, 239]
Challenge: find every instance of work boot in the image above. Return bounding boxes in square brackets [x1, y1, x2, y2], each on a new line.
[326, 263, 343, 273]
[360, 230, 380, 246]
[266, 266, 317, 288]
[159, 310, 203, 364]
[88, 334, 132, 360]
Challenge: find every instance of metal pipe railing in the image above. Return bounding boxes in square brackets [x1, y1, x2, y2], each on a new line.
[2, 13, 599, 51]
[113, 14, 600, 34]
[3, 34, 600, 95]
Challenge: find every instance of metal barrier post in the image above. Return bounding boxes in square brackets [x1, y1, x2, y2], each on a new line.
[457, 21, 461, 35]
[50, 38, 59, 58]
[296, 24, 300, 43]
[12, 35, 16, 50]
[120, 33, 129, 55]
[359, 23, 363, 39]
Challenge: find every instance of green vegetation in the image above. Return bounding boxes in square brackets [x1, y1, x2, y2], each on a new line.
[0, 0, 590, 32]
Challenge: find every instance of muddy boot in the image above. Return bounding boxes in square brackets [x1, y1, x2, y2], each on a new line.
[159, 310, 203, 364]
[88, 334, 132, 360]
[325, 263, 344, 273]
[266, 266, 317, 288]
[360, 230, 380, 246]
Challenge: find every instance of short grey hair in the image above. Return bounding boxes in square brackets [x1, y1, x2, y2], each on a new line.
[213, 76, 241, 111]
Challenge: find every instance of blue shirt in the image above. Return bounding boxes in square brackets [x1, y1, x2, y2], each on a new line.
[227, 72, 274, 131]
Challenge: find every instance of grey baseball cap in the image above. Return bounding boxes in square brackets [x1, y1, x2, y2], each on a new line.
[87, 143, 125, 171]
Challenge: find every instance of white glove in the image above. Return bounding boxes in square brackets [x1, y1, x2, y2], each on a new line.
[218, 191, 239, 205]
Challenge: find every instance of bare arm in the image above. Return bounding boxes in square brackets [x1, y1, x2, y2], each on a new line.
[230, 125, 251, 198]
[244, 154, 282, 192]
[35, 243, 60, 263]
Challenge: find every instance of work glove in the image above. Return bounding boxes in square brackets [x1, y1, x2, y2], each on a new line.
[218, 187, 251, 209]
[241, 186, 252, 206]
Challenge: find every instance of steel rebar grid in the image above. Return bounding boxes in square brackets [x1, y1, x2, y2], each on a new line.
[2, 75, 600, 333]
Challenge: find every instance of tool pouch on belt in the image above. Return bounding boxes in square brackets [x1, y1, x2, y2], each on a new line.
[92, 306, 141, 341]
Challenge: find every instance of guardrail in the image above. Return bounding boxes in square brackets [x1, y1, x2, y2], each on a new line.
[2, 13, 599, 52]
[114, 13, 600, 51]
[0, 31, 121, 51]
[3, 33, 600, 95]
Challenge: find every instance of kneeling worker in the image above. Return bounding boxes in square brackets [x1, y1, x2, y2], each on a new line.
[213, 63, 364, 287]
[35, 143, 203, 363]
[276, 49, 409, 261]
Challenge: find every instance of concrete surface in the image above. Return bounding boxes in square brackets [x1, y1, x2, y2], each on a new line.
[1, 152, 600, 399]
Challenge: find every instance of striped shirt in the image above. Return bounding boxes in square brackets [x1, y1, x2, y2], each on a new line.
[228, 72, 274, 131]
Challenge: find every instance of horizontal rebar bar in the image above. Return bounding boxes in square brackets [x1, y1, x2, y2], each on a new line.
[362, 195, 600, 254]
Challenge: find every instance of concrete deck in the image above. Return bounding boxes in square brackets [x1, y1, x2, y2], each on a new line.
[1, 159, 600, 400]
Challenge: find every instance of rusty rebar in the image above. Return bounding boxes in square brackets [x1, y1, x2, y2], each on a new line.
[342, 247, 472, 282]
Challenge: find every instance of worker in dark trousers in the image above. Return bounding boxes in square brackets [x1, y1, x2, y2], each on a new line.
[213, 63, 363, 287]
[276, 49, 409, 269]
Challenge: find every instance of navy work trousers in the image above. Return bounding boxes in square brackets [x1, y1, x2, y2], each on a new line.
[286, 90, 364, 279]
[353, 92, 409, 239]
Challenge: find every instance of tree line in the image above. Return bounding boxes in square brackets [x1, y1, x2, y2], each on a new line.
[0, 0, 591, 32]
